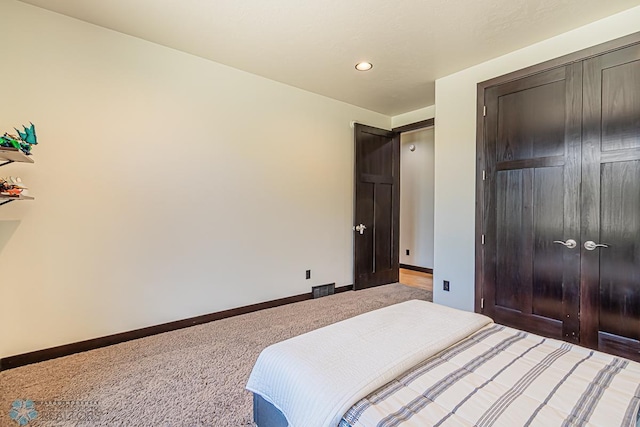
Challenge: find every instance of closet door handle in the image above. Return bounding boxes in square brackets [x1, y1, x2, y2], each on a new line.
[584, 240, 608, 251]
[553, 239, 577, 249]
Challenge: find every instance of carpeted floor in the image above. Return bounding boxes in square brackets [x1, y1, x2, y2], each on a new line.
[1, 283, 431, 426]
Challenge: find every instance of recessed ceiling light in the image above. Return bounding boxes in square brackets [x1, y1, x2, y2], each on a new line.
[355, 62, 373, 71]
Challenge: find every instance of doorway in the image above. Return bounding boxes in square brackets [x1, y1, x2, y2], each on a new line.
[353, 119, 435, 291]
[399, 126, 435, 293]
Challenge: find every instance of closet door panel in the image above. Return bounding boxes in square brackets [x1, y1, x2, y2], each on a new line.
[599, 160, 640, 341]
[582, 44, 640, 360]
[497, 80, 566, 161]
[532, 167, 564, 320]
[495, 169, 531, 312]
[602, 60, 640, 152]
[483, 64, 582, 340]
[494, 167, 564, 319]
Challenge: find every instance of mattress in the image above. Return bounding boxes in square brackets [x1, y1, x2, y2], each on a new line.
[248, 300, 640, 427]
[247, 300, 492, 427]
[340, 323, 640, 427]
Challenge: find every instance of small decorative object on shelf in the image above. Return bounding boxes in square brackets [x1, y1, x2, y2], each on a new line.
[1, 176, 27, 196]
[0, 122, 38, 156]
[0, 122, 37, 206]
[0, 175, 33, 205]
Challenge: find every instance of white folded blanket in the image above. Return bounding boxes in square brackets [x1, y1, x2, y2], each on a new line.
[246, 299, 492, 427]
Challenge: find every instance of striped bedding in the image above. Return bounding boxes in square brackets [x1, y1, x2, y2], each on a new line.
[340, 324, 640, 427]
[247, 300, 492, 427]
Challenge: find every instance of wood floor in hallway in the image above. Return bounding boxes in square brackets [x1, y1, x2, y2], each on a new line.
[399, 268, 433, 291]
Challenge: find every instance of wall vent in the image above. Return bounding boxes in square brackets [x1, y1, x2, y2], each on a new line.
[312, 283, 335, 299]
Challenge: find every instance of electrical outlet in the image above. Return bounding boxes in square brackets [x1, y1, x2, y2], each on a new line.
[306, 270, 311, 280]
[406, 249, 410, 255]
[443, 280, 450, 291]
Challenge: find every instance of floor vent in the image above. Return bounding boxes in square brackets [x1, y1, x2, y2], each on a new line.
[312, 283, 335, 299]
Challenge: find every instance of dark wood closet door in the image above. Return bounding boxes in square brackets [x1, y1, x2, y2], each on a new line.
[582, 44, 640, 360]
[483, 64, 583, 342]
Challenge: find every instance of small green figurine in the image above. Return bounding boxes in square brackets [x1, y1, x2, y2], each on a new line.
[16, 123, 37, 146]
[0, 123, 38, 155]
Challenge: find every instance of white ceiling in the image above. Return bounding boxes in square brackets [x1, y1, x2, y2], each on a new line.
[18, 0, 640, 116]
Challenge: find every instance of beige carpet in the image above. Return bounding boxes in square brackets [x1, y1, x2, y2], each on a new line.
[0, 283, 431, 426]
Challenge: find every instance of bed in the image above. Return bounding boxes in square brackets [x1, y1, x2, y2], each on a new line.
[246, 300, 640, 427]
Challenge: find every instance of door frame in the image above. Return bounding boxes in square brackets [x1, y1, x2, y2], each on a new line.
[392, 118, 435, 134]
[475, 31, 640, 314]
[352, 118, 435, 290]
[393, 118, 435, 278]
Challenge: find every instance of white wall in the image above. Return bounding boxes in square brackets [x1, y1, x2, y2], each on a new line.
[0, 1, 390, 358]
[399, 128, 434, 269]
[434, 6, 640, 311]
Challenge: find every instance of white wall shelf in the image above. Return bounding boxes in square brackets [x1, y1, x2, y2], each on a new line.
[0, 194, 34, 206]
[0, 148, 35, 206]
[0, 147, 35, 165]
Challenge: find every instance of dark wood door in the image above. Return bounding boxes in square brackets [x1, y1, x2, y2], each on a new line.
[481, 42, 640, 361]
[353, 124, 400, 290]
[581, 44, 640, 360]
[483, 64, 583, 342]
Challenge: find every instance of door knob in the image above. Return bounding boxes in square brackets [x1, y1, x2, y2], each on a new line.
[553, 239, 577, 249]
[584, 240, 609, 251]
[354, 224, 367, 235]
